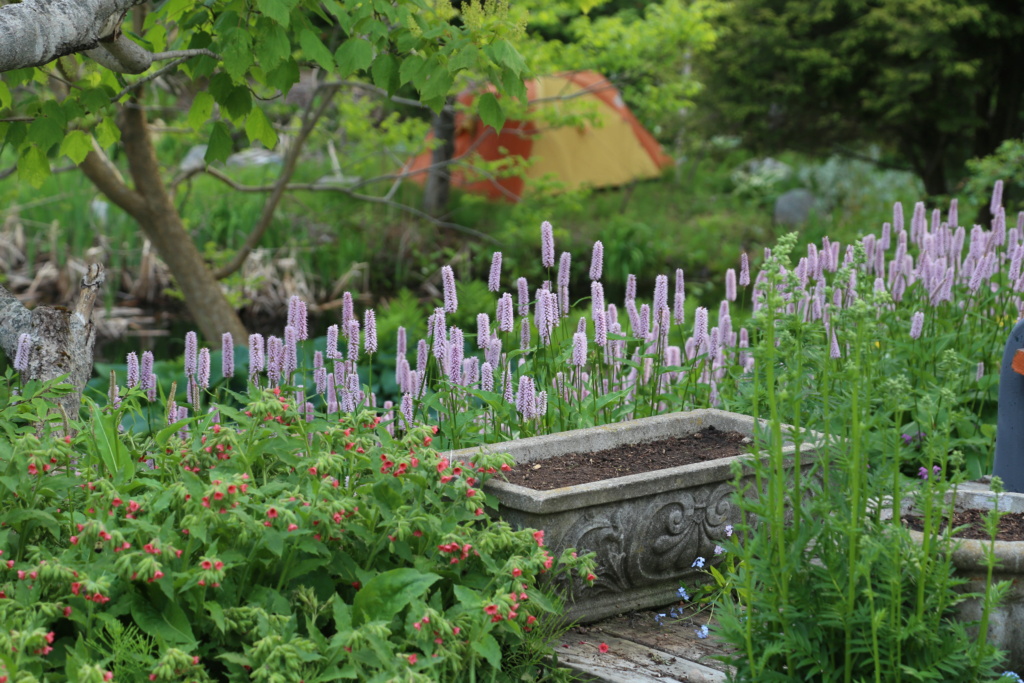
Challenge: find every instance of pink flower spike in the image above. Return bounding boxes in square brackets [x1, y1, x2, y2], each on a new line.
[541, 220, 555, 268]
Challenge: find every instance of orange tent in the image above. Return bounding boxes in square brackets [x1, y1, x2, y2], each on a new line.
[404, 71, 673, 202]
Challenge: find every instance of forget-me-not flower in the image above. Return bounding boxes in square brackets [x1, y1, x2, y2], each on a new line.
[692, 556, 706, 569]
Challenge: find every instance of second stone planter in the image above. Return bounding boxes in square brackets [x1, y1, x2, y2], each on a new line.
[451, 409, 818, 623]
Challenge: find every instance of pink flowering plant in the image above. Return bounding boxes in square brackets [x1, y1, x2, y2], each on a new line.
[0, 378, 595, 682]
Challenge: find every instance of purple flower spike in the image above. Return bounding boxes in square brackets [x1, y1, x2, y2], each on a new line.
[141, 351, 154, 386]
[248, 333, 265, 378]
[488, 252, 503, 292]
[283, 326, 298, 380]
[502, 365, 514, 404]
[287, 295, 308, 341]
[441, 265, 458, 313]
[590, 241, 604, 281]
[517, 277, 529, 317]
[477, 313, 491, 349]
[558, 251, 571, 289]
[541, 221, 555, 268]
[725, 269, 737, 302]
[497, 293, 513, 332]
[185, 331, 198, 377]
[13, 333, 31, 373]
[829, 327, 841, 359]
[654, 274, 668, 313]
[341, 292, 354, 335]
[977, 361, 985, 381]
[739, 254, 750, 286]
[520, 317, 531, 351]
[948, 198, 958, 229]
[221, 333, 234, 378]
[347, 320, 360, 363]
[674, 269, 686, 325]
[516, 375, 536, 419]
[625, 274, 637, 304]
[918, 466, 929, 480]
[400, 392, 414, 430]
[594, 309, 607, 346]
[126, 352, 140, 389]
[481, 361, 494, 392]
[910, 311, 924, 340]
[591, 281, 605, 314]
[693, 307, 708, 353]
[571, 332, 587, 367]
[991, 180, 1004, 215]
[364, 309, 378, 354]
[147, 374, 158, 402]
[326, 324, 340, 360]
[198, 348, 211, 389]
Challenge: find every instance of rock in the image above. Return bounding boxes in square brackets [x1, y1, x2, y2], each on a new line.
[774, 188, 817, 227]
[179, 145, 208, 174]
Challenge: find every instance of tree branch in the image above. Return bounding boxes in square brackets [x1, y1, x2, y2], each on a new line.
[0, 0, 145, 72]
[213, 84, 340, 280]
[112, 50, 220, 100]
[78, 137, 149, 221]
[200, 166, 498, 243]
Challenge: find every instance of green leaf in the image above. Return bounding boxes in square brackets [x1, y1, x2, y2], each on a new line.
[207, 602, 226, 633]
[334, 39, 373, 77]
[88, 402, 133, 480]
[447, 43, 479, 73]
[221, 27, 254, 82]
[476, 93, 504, 132]
[352, 568, 441, 626]
[81, 88, 111, 115]
[245, 108, 278, 149]
[471, 633, 502, 669]
[205, 121, 234, 164]
[58, 130, 92, 164]
[419, 67, 454, 106]
[0, 81, 10, 110]
[256, 20, 292, 69]
[187, 92, 215, 132]
[398, 54, 428, 87]
[255, 0, 293, 28]
[370, 54, 399, 95]
[27, 117, 64, 153]
[222, 85, 253, 120]
[17, 144, 50, 188]
[3, 509, 60, 540]
[132, 593, 196, 646]
[95, 117, 120, 148]
[299, 29, 335, 71]
[332, 597, 352, 631]
[484, 39, 527, 75]
[266, 58, 300, 92]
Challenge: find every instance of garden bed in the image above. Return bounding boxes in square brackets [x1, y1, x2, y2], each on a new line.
[503, 426, 751, 490]
[903, 508, 1024, 541]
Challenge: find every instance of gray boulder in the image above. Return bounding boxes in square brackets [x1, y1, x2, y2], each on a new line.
[774, 188, 816, 227]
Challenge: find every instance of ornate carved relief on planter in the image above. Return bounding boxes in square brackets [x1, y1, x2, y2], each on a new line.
[452, 409, 818, 623]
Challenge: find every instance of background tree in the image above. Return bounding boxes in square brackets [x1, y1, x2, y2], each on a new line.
[693, 0, 1024, 197]
[0, 0, 530, 344]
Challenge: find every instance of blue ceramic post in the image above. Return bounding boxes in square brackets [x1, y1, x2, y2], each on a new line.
[994, 318, 1024, 493]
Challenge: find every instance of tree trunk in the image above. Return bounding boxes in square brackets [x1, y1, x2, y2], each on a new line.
[0, 264, 105, 426]
[79, 103, 248, 344]
[423, 100, 456, 216]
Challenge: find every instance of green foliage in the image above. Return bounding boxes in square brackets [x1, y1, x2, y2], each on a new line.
[0, 383, 595, 681]
[695, 0, 1024, 194]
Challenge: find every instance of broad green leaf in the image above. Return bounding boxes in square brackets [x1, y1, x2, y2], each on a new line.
[266, 58, 300, 92]
[27, 117, 64, 153]
[352, 568, 440, 626]
[205, 121, 234, 164]
[0, 81, 10, 110]
[187, 92, 214, 132]
[3, 509, 60, 540]
[221, 27, 254, 82]
[255, 0, 292, 27]
[96, 117, 120, 148]
[370, 54, 399, 95]
[81, 88, 111, 114]
[88, 402, 133, 480]
[471, 634, 502, 669]
[334, 39, 373, 77]
[476, 93, 504, 132]
[332, 597, 352, 631]
[132, 593, 196, 646]
[245, 107, 278, 149]
[419, 67, 454, 105]
[398, 54, 428, 87]
[154, 417, 199, 448]
[18, 144, 50, 188]
[207, 601, 226, 633]
[59, 130, 92, 164]
[448, 43, 479, 73]
[222, 85, 253, 120]
[484, 39, 527, 75]
[299, 29, 335, 71]
[256, 20, 292, 69]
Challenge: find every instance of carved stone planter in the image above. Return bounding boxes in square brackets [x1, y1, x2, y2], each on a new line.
[451, 409, 817, 623]
[905, 485, 1024, 671]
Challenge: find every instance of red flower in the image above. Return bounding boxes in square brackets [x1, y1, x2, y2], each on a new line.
[266, 508, 278, 518]
[533, 530, 545, 546]
[484, 604, 499, 615]
[599, 643, 609, 654]
[408, 653, 418, 665]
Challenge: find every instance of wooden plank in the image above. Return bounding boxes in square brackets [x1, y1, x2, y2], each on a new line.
[555, 633, 727, 683]
[1013, 349, 1024, 376]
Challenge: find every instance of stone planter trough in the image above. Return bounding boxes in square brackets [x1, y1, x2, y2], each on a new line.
[904, 485, 1024, 671]
[451, 409, 818, 623]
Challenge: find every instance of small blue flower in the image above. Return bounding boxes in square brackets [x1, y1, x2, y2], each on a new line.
[714, 544, 726, 555]
[692, 556, 706, 569]
[695, 625, 709, 639]
[1000, 673, 1023, 683]
[654, 613, 666, 626]
[677, 586, 690, 601]
[725, 524, 734, 537]
[670, 607, 684, 618]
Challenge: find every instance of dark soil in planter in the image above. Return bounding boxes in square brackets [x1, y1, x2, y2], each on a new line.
[902, 508, 1024, 541]
[502, 426, 751, 490]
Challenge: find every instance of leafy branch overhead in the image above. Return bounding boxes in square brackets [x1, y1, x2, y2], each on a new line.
[0, 0, 530, 185]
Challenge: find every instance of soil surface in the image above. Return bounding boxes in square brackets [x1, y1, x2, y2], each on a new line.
[502, 426, 751, 490]
[903, 508, 1024, 541]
